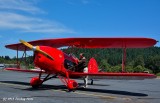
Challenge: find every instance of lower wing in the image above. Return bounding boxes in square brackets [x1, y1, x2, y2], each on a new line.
[5, 68, 45, 73]
[69, 72, 156, 80]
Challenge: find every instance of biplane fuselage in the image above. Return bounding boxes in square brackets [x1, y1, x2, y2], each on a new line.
[34, 46, 78, 75]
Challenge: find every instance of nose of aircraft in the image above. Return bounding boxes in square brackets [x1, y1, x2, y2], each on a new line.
[19, 40, 54, 60]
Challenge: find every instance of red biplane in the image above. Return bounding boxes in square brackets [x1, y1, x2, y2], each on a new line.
[5, 38, 157, 91]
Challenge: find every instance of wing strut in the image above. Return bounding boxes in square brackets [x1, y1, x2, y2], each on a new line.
[15, 45, 28, 69]
[122, 47, 126, 72]
[16, 45, 20, 69]
[24, 47, 27, 65]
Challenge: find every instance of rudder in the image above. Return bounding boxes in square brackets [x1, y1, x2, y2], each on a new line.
[88, 58, 98, 73]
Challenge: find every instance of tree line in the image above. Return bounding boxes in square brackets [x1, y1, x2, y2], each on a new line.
[63, 47, 160, 74]
[1, 46, 160, 74]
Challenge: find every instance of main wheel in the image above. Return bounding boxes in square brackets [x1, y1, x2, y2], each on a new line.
[30, 77, 42, 88]
[67, 80, 78, 91]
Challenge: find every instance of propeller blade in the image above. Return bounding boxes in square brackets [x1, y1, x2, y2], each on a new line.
[19, 40, 33, 50]
[19, 40, 54, 60]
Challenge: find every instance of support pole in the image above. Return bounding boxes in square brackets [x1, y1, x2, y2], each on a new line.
[16, 46, 20, 69]
[122, 48, 126, 72]
[24, 47, 26, 65]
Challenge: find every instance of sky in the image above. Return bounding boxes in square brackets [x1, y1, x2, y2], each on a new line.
[0, 0, 160, 57]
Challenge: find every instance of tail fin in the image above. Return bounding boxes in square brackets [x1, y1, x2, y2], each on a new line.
[88, 58, 98, 73]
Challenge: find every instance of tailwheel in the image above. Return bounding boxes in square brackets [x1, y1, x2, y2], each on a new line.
[30, 77, 42, 88]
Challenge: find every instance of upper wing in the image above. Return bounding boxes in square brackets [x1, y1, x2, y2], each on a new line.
[69, 72, 156, 80]
[5, 38, 157, 51]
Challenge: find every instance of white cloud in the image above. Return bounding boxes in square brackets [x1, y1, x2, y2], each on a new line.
[0, 0, 44, 14]
[0, 0, 75, 34]
[0, 12, 75, 34]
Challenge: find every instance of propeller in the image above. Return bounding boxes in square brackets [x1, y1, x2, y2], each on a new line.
[19, 40, 54, 60]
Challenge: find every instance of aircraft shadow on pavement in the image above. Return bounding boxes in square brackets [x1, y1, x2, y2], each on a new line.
[77, 88, 148, 97]
[0, 81, 148, 97]
[0, 81, 30, 86]
[0, 81, 67, 91]
[79, 83, 110, 86]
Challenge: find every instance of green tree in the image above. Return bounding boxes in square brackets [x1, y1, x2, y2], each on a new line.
[111, 65, 121, 72]
[99, 59, 111, 72]
[134, 55, 144, 67]
[126, 65, 134, 72]
[134, 65, 145, 72]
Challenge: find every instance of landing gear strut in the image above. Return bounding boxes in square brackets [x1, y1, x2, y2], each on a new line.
[58, 71, 78, 91]
[30, 70, 78, 91]
[30, 71, 57, 88]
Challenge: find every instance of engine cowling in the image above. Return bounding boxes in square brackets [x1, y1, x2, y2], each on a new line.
[67, 80, 78, 90]
[30, 77, 42, 88]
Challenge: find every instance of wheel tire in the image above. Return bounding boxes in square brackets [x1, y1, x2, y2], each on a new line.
[32, 85, 40, 89]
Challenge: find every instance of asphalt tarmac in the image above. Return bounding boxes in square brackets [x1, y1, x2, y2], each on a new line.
[0, 70, 160, 103]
